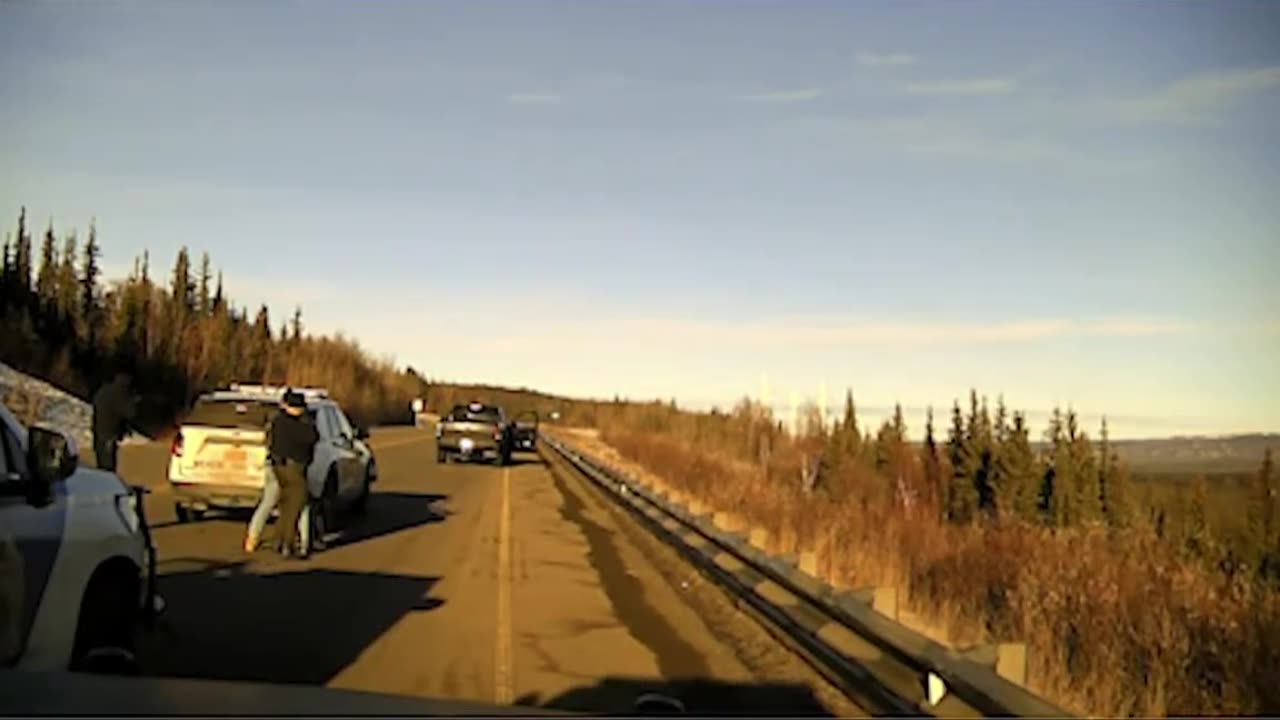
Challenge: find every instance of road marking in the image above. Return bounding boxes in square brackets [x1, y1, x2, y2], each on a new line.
[495, 466, 513, 704]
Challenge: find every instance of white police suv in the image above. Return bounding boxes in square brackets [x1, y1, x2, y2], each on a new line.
[0, 398, 157, 673]
[167, 385, 377, 536]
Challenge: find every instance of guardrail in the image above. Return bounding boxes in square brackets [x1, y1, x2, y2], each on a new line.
[541, 434, 1072, 719]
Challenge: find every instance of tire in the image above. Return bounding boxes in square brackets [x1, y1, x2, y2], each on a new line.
[319, 471, 340, 532]
[352, 466, 372, 515]
[436, 450, 446, 464]
[174, 504, 191, 523]
[70, 565, 140, 676]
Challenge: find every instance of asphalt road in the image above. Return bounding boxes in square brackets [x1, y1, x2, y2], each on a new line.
[117, 427, 863, 716]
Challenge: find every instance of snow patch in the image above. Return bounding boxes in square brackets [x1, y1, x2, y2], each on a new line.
[0, 361, 148, 451]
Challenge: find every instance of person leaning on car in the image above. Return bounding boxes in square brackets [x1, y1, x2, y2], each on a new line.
[268, 390, 319, 560]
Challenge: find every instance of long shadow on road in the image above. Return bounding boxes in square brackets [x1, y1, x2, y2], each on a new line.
[328, 492, 451, 548]
[140, 561, 443, 686]
[148, 491, 451, 545]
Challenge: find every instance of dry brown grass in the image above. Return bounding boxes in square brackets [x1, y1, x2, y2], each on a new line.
[557, 426, 1280, 717]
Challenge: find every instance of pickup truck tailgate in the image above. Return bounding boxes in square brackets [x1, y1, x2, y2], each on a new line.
[440, 421, 500, 448]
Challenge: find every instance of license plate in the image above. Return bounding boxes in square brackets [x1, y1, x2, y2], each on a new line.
[225, 448, 247, 463]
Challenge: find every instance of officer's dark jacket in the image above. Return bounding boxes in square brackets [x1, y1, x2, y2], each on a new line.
[92, 380, 137, 441]
[268, 410, 319, 467]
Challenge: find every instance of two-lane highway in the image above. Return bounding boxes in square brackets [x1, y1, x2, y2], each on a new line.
[118, 427, 862, 715]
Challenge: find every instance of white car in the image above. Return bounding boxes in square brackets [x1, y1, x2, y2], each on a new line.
[167, 385, 377, 536]
[0, 399, 157, 673]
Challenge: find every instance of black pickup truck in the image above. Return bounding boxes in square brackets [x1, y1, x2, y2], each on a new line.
[512, 411, 538, 451]
[435, 402, 513, 465]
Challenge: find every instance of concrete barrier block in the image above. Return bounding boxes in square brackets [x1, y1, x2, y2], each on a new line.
[713, 511, 746, 532]
[996, 642, 1027, 686]
[798, 551, 819, 577]
[873, 586, 898, 621]
[748, 526, 770, 550]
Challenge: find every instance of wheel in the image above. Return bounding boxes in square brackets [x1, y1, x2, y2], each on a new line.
[174, 504, 205, 523]
[70, 565, 140, 675]
[352, 467, 372, 515]
[436, 450, 446, 464]
[319, 471, 341, 532]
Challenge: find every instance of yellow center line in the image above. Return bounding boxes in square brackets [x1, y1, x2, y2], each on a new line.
[495, 466, 513, 704]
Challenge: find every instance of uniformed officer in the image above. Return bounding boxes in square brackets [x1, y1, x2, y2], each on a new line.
[91, 370, 138, 473]
[267, 389, 318, 559]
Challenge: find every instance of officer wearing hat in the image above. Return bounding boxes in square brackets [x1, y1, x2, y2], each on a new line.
[268, 389, 319, 559]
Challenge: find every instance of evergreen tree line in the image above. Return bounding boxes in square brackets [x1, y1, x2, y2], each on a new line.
[503, 382, 1279, 588]
[1, 208, 420, 428]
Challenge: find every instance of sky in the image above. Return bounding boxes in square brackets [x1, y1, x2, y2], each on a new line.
[2, 0, 1278, 438]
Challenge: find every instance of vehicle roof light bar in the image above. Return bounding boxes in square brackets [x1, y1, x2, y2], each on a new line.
[219, 384, 331, 401]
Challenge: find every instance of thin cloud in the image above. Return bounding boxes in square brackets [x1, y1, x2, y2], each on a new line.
[856, 52, 918, 68]
[636, 318, 1196, 348]
[506, 92, 562, 105]
[468, 315, 1199, 354]
[1102, 66, 1280, 125]
[904, 77, 1017, 96]
[735, 88, 825, 103]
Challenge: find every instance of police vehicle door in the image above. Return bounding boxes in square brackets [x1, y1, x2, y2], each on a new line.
[329, 408, 366, 485]
[0, 407, 64, 667]
[319, 407, 357, 499]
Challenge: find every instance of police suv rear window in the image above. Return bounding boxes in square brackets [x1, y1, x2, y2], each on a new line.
[185, 399, 277, 429]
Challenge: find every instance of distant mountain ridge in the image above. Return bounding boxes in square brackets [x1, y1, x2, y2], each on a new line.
[1036, 433, 1278, 475]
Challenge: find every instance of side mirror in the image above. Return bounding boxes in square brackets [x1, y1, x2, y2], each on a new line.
[26, 426, 78, 506]
[353, 425, 370, 441]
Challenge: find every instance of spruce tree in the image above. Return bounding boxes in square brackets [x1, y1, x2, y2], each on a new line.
[36, 222, 57, 311]
[922, 406, 943, 514]
[1069, 411, 1102, 525]
[56, 231, 79, 321]
[80, 221, 102, 348]
[841, 389, 861, 462]
[197, 252, 212, 318]
[1000, 411, 1039, 522]
[948, 400, 978, 523]
[13, 207, 33, 298]
[1042, 407, 1065, 526]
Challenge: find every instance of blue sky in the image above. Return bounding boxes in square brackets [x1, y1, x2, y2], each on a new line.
[2, 0, 1278, 438]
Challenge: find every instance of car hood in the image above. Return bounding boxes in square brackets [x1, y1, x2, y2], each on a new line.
[0, 670, 567, 716]
[63, 466, 129, 501]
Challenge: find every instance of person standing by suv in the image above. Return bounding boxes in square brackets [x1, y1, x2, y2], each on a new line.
[91, 370, 138, 472]
[268, 390, 318, 559]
